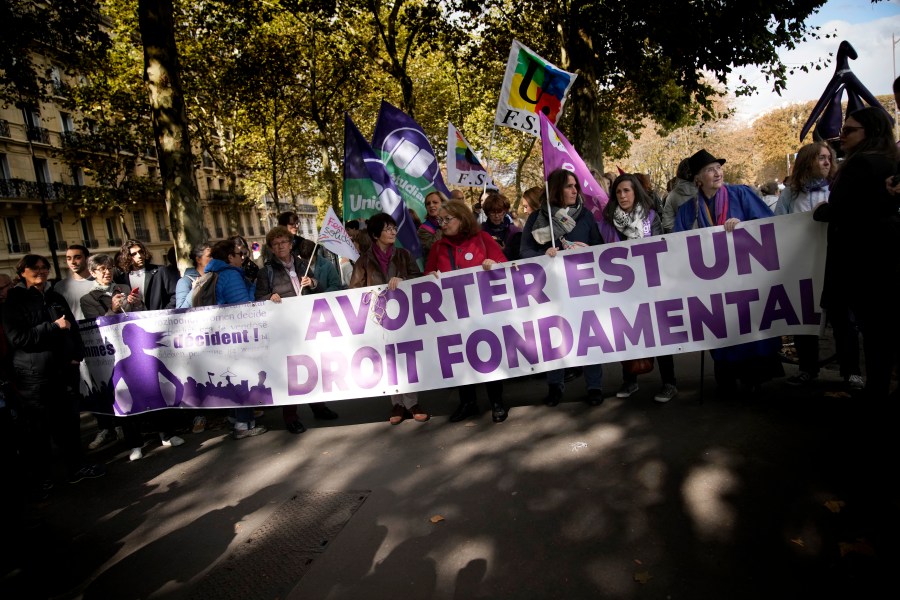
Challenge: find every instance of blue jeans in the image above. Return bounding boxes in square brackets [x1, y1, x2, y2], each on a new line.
[547, 364, 603, 391]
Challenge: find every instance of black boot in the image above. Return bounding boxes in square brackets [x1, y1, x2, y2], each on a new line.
[544, 385, 563, 407]
[449, 400, 478, 422]
[491, 401, 508, 423]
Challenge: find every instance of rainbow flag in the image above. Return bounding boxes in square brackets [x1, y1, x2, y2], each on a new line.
[494, 40, 577, 137]
[446, 122, 495, 188]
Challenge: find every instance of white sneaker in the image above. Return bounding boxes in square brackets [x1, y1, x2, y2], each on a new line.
[129, 447, 143, 461]
[616, 383, 639, 398]
[88, 429, 110, 450]
[654, 384, 678, 403]
[161, 435, 184, 447]
[847, 375, 864, 390]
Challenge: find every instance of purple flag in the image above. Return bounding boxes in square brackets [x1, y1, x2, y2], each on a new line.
[343, 113, 422, 259]
[371, 101, 450, 220]
[538, 112, 609, 224]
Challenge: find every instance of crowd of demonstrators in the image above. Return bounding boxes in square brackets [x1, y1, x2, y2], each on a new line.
[521, 168, 606, 407]
[350, 213, 430, 424]
[813, 106, 900, 401]
[674, 149, 784, 396]
[255, 226, 340, 435]
[602, 174, 679, 404]
[425, 199, 510, 423]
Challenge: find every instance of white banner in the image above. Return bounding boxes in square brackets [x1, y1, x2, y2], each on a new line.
[80, 214, 826, 415]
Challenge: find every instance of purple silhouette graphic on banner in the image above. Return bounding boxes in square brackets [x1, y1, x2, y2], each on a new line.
[180, 370, 274, 409]
[112, 324, 185, 414]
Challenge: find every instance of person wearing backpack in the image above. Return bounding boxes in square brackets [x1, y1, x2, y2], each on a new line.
[203, 240, 265, 439]
[175, 243, 212, 309]
[255, 226, 340, 434]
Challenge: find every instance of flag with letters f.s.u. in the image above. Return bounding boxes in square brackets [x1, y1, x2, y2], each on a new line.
[342, 113, 422, 259]
[495, 40, 577, 137]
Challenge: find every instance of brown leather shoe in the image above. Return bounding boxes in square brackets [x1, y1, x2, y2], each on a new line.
[409, 404, 430, 422]
[389, 404, 406, 425]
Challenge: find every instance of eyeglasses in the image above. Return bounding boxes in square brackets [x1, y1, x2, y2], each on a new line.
[92, 265, 112, 274]
[436, 216, 457, 226]
[840, 125, 864, 136]
[487, 210, 505, 216]
[286, 221, 299, 226]
[382, 225, 398, 233]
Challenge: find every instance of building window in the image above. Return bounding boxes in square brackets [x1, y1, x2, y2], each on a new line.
[6, 216, 30, 253]
[155, 209, 170, 241]
[246, 213, 255, 236]
[72, 166, 84, 186]
[33, 157, 50, 184]
[81, 218, 98, 248]
[52, 218, 66, 250]
[0, 153, 10, 180]
[133, 210, 150, 242]
[106, 217, 121, 247]
[59, 111, 74, 134]
[147, 166, 158, 180]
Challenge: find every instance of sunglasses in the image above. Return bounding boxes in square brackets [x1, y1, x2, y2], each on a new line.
[840, 125, 864, 136]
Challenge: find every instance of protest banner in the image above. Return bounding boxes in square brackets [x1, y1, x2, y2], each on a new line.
[447, 122, 496, 189]
[372, 101, 450, 220]
[342, 113, 421, 258]
[81, 214, 825, 416]
[539, 112, 610, 225]
[494, 40, 577, 137]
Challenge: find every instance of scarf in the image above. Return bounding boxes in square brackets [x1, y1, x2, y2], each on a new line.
[483, 219, 510, 245]
[801, 178, 829, 193]
[695, 185, 729, 228]
[531, 198, 583, 246]
[372, 243, 394, 278]
[612, 204, 650, 240]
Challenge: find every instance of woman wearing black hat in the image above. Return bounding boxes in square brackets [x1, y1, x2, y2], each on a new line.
[674, 149, 781, 396]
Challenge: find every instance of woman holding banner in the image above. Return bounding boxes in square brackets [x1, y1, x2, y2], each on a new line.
[674, 149, 782, 396]
[350, 213, 430, 425]
[521, 168, 605, 407]
[603, 174, 679, 403]
[425, 200, 510, 423]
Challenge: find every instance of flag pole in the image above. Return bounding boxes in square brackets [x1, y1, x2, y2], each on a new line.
[301, 241, 319, 283]
[545, 180, 555, 249]
[483, 124, 497, 198]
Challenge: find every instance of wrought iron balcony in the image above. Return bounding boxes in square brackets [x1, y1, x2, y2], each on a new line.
[27, 126, 51, 144]
[133, 227, 151, 242]
[54, 240, 68, 251]
[107, 237, 123, 247]
[83, 239, 100, 249]
[157, 228, 170, 241]
[7, 242, 31, 253]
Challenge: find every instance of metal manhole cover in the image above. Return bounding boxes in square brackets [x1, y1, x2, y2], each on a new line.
[189, 490, 369, 600]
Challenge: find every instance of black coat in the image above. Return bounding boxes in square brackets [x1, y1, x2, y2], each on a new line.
[114, 262, 180, 311]
[2, 284, 84, 379]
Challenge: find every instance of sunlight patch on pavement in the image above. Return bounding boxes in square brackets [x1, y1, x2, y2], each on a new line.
[682, 449, 739, 541]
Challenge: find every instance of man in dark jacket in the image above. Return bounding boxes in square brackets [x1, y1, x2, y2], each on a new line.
[114, 239, 180, 311]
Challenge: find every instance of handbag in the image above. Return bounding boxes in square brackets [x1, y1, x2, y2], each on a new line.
[622, 357, 655, 375]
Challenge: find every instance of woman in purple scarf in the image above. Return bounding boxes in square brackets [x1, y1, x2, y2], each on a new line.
[674, 149, 781, 397]
[349, 213, 429, 424]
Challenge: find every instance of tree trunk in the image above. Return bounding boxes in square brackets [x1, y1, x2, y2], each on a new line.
[137, 0, 203, 270]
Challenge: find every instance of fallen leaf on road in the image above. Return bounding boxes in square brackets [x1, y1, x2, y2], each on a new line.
[824, 500, 845, 513]
[465, 422, 476, 427]
[430, 515, 445, 524]
[633, 559, 643, 565]
[633, 571, 652, 584]
[790, 538, 805, 547]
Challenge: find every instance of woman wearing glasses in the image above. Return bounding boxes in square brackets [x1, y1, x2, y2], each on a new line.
[425, 200, 509, 423]
[481, 191, 521, 260]
[813, 107, 900, 399]
[203, 239, 257, 305]
[81, 254, 144, 317]
[349, 213, 429, 424]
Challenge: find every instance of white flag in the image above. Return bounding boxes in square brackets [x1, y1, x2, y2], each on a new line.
[317, 207, 359, 261]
